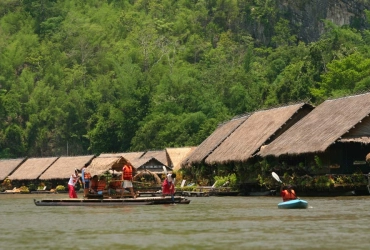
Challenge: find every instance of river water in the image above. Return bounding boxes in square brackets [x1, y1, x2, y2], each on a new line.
[1, 194, 369, 250]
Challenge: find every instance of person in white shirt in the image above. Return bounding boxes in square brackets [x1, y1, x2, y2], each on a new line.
[68, 169, 80, 198]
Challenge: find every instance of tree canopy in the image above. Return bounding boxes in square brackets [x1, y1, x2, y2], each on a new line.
[1, 0, 370, 158]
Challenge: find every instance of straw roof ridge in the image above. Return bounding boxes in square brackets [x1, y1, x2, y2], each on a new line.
[9, 157, 59, 180]
[230, 99, 311, 119]
[0, 158, 27, 181]
[325, 90, 370, 102]
[259, 92, 370, 157]
[166, 147, 196, 171]
[205, 103, 311, 164]
[39, 155, 96, 180]
[183, 115, 249, 167]
[87, 156, 129, 176]
[140, 150, 167, 165]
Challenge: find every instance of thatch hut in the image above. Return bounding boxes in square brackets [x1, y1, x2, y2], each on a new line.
[166, 147, 196, 172]
[182, 115, 249, 167]
[259, 92, 370, 174]
[99, 152, 145, 163]
[141, 150, 167, 166]
[87, 155, 131, 176]
[8, 157, 58, 181]
[205, 103, 313, 164]
[130, 156, 168, 175]
[39, 155, 95, 180]
[0, 158, 26, 181]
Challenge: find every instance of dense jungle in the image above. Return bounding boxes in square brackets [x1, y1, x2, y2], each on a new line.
[1, 0, 370, 159]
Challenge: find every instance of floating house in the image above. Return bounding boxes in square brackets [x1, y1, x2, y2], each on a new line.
[205, 103, 313, 165]
[259, 93, 370, 174]
[183, 103, 313, 167]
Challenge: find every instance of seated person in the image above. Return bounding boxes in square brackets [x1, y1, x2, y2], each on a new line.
[280, 185, 297, 202]
[96, 176, 107, 195]
[89, 175, 99, 194]
[108, 175, 123, 196]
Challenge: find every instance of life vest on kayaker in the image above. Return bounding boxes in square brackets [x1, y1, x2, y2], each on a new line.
[123, 165, 133, 180]
[281, 189, 296, 202]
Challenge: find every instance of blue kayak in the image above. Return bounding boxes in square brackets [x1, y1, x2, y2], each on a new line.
[278, 199, 308, 209]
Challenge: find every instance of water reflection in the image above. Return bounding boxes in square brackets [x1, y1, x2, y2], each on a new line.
[1, 194, 370, 250]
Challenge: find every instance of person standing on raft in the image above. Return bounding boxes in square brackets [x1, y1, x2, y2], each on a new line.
[81, 163, 91, 198]
[121, 161, 136, 199]
[68, 169, 81, 198]
[162, 173, 176, 198]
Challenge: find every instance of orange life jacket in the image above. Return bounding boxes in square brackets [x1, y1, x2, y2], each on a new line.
[123, 165, 133, 180]
[281, 189, 296, 202]
[90, 180, 98, 191]
[84, 171, 91, 180]
[97, 180, 106, 191]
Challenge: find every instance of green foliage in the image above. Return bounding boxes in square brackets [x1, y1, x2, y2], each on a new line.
[214, 173, 237, 189]
[55, 185, 66, 191]
[19, 185, 29, 193]
[0, 1, 370, 158]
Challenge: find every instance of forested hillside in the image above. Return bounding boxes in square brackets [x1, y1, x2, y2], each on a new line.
[1, 0, 370, 158]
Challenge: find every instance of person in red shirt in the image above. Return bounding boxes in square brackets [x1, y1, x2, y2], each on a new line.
[280, 185, 297, 202]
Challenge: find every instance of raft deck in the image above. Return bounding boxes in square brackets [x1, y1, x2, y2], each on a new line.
[34, 196, 191, 206]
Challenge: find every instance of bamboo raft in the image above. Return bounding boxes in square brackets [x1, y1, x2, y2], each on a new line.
[34, 196, 191, 206]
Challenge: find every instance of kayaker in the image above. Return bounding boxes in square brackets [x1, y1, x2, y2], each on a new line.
[280, 185, 297, 202]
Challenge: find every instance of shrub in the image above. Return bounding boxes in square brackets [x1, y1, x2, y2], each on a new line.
[55, 185, 66, 191]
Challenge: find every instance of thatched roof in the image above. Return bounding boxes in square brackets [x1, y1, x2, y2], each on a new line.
[338, 136, 370, 144]
[259, 92, 370, 157]
[99, 151, 168, 173]
[132, 157, 168, 173]
[166, 147, 196, 171]
[99, 152, 146, 169]
[99, 152, 145, 161]
[87, 156, 130, 176]
[8, 157, 58, 180]
[205, 103, 312, 164]
[39, 155, 95, 180]
[141, 150, 167, 166]
[0, 158, 26, 181]
[182, 116, 249, 167]
[133, 170, 162, 184]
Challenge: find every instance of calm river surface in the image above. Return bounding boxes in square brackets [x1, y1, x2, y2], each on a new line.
[1, 194, 370, 250]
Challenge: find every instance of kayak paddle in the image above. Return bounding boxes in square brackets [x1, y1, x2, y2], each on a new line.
[272, 172, 282, 183]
